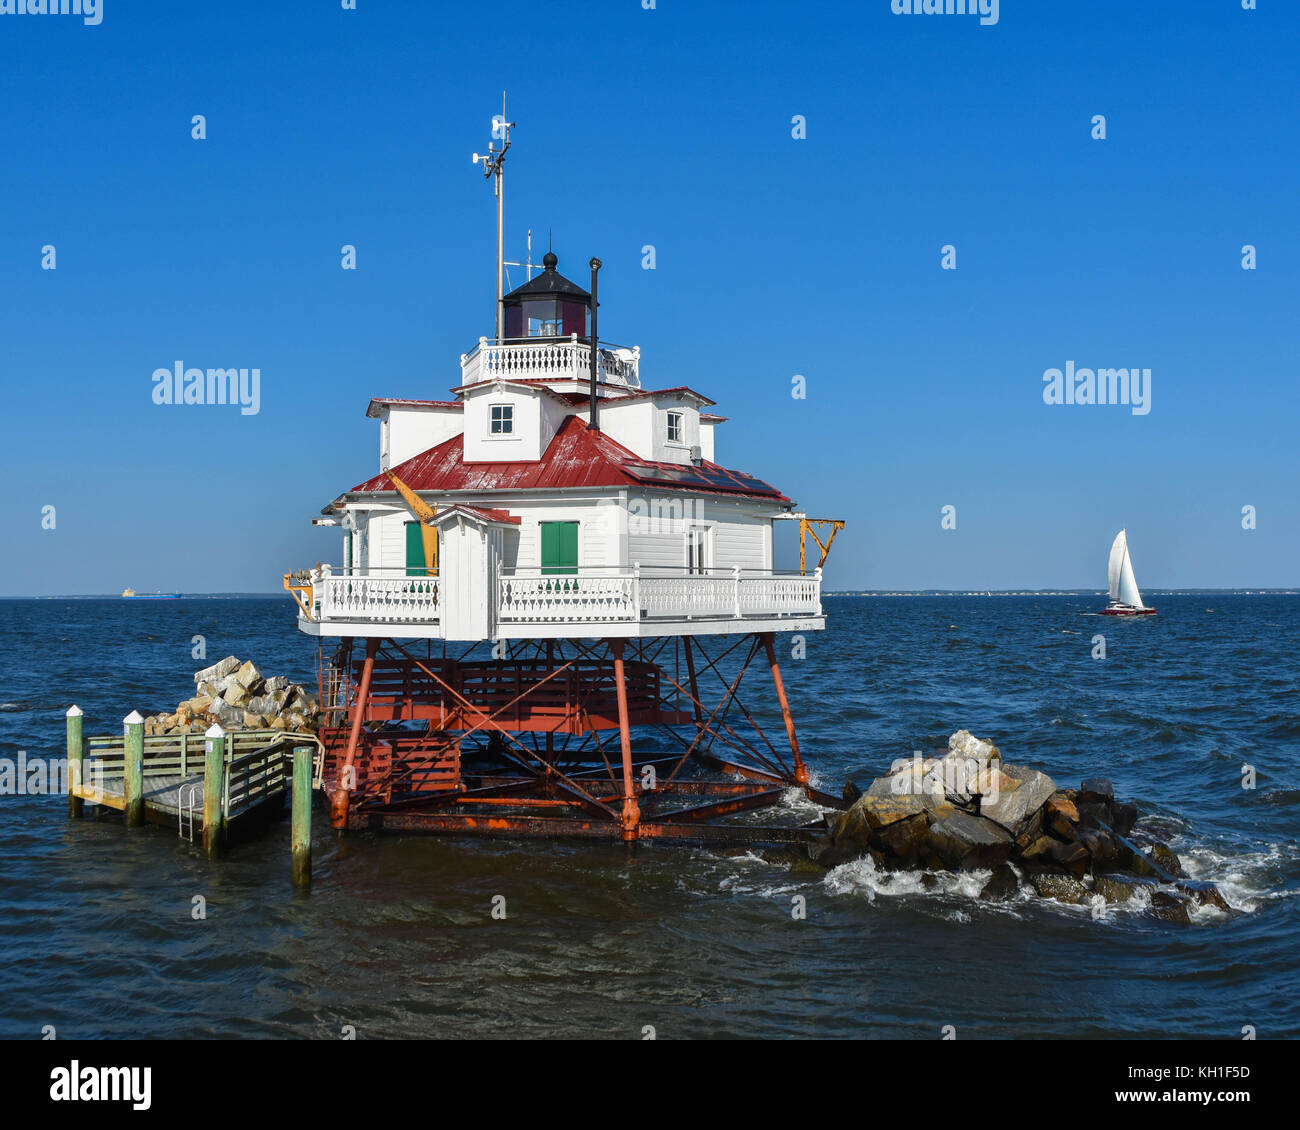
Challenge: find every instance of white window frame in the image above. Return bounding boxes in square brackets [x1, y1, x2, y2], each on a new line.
[489, 403, 514, 436]
[666, 409, 684, 445]
[685, 525, 711, 574]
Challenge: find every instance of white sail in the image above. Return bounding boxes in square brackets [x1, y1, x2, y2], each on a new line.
[1107, 530, 1127, 603]
[1107, 529, 1146, 609]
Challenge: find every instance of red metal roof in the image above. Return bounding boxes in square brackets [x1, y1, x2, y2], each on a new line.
[429, 504, 521, 526]
[349, 415, 788, 501]
[596, 386, 716, 407]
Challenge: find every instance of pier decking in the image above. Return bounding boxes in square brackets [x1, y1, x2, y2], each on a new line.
[73, 727, 317, 835]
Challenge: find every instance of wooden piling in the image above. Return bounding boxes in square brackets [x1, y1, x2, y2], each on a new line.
[123, 711, 145, 827]
[66, 705, 84, 818]
[203, 724, 226, 859]
[291, 744, 313, 888]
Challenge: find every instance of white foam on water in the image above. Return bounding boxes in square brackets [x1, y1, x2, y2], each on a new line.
[1175, 839, 1296, 914]
[822, 854, 992, 904]
[817, 847, 1273, 925]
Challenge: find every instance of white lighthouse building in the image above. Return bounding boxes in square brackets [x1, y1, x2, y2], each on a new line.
[285, 123, 842, 842]
[302, 249, 822, 644]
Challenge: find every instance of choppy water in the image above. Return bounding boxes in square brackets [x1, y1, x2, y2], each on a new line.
[0, 594, 1296, 1039]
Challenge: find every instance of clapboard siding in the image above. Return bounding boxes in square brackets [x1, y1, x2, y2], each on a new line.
[509, 500, 620, 569]
[626, 493, 771, 571]
[348, 494, 773, 574]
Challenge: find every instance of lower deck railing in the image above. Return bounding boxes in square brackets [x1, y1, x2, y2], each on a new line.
[304, 565, 821, 628]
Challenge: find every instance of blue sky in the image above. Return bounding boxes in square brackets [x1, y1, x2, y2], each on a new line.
[1, 0, 1295, 594]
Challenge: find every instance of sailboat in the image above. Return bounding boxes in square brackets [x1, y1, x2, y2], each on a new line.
[1100, 530, 1156, 616]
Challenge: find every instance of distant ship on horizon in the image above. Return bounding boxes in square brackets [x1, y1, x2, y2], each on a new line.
[121, 587, 182, 599]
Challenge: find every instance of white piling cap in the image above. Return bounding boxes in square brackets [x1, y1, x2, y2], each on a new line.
[66, 705, 83, 717]
[123, 710, 144, 727]
[205, 722, 225, 738]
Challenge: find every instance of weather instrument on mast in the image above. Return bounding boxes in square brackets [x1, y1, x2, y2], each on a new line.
[472, 94, 515, 342]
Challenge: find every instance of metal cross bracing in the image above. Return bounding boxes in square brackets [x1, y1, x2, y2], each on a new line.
[313, 632, 845, 843]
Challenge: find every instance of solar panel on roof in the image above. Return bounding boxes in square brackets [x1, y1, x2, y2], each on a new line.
[624, 463, 780, 496]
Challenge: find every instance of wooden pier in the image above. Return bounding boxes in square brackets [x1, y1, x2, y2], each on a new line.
[67, 708, 319, 879]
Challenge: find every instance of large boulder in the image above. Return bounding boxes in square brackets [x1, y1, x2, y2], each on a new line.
[222, 681, 252, 708]
[1079, 777, 1115, 806]
[1032, 873, 1090, 904]
[194, 656, 240, 685]
[213, 700, 245, 730]
[1045, 794, 1079, 838]
[1047, 839, 1090, 877]
[1175, 880, 1230, 912]
[834, 792, 930, 841]
[1075, 825, 1120, 871]
[246, 693, 281, 717]
[1094, 874, 1140, 903]
[1148, 890, 1192, 924]
[871, 813, 931, 865]
[981, 765, 1056, 834]
[924, 812, 1013, 871]
[934, 755, 996, 806]
[866, 756, 944, 800]
[231, 660, 264, 694]
[1020, 835, 1058, 862]
[947, 729, 1000, 763]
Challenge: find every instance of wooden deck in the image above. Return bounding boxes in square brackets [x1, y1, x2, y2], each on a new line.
[74, 729, 320, 838]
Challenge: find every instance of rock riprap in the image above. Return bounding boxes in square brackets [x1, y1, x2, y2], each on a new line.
[141, 656, 321, 736]
[811, 729, 1229, 922]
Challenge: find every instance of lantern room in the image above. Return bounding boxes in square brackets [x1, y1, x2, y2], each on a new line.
[501, 251, 591, 341]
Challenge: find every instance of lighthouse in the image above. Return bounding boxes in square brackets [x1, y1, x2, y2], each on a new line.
[284, 115, 844, 842]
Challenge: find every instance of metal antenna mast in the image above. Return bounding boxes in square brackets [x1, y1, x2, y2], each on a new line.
[504, 229, 534, 288]
[472, 93, 514, 342]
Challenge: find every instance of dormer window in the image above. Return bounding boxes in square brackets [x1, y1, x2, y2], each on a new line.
[490, 404, 514, 435]
[666, 410, 684, 444]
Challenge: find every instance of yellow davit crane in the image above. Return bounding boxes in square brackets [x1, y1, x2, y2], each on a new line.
[386, 470, 439, 574]
[776, 513, 845, 574]
[282, 472, 437, 618]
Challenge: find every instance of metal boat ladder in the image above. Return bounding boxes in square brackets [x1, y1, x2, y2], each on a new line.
[178, 781, 202, 842]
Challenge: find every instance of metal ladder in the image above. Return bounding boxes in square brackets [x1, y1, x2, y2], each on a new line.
[178, 782, 202, 842]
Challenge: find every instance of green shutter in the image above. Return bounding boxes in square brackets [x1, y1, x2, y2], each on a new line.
[405, 521, 426, 577]
[344, 530, 353, 572]
[540, 521, 578, 575]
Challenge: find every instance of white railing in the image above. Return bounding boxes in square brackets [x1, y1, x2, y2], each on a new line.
[498, 574, 638, 623]
[303, 565, 821, 628]
[460, 336, 641, 389]
[313, 565, 440, 624]
[499, 566, 823, 625]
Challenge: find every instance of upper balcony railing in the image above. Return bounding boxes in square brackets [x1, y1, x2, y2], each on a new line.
[460, 336, 641, 390]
